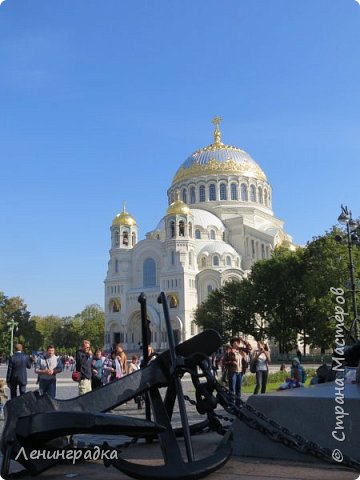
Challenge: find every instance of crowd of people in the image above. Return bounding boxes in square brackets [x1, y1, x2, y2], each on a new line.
[1, 340, 156, 409]
[1, 337, 313, 417]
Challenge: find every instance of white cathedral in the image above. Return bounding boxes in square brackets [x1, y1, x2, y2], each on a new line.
[104, 118, 293, 351]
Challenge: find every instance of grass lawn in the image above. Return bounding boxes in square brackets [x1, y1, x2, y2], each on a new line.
[242, 382, 280, 394]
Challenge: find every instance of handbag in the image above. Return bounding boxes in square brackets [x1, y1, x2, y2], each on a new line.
[72, 371, 81, 382]
[249, 356, 257, 374]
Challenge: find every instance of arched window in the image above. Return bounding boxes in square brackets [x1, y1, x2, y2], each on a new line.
[258, 187, 263, 204]
[114, 230, 120, 247]
[201, 257, 207, 268]
[250, 185, 256, 202]
[123, 231, 129, 245]
[207, 285, 213, 294]
[209, 184, 216, 201]
[261, 244, 265, 259]
[170, 221, 175, 238]
[213, 255, 219, 266]
[115, 259, 119, 273]
[230, 183, 238, 200]
[264, 189, 268, 206]
[199, 185, 205, 202]
[171, 251, 175, 265]
[179, 220, 185, 236]
[226, 256, 231, 266]
[132, 232, 136, 246]
[268, 192, 271, 206]
[241, 184, 248, 201]
[209, 229, 215, 240]
[182, 188, 187, 203]
[195, 229, 201, 239]
[220, 183, 227, 200]
[190, 187, 196, 204]
[143, 258, 156, 287]
[188, 222, 193, 238]
[189, 251, 192, 266]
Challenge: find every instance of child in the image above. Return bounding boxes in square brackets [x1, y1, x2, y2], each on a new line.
[0, 379, 8, 419]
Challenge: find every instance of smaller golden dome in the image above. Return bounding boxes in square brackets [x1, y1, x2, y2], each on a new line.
[112, 202, 137, 226]
[167, 190, 192, 216]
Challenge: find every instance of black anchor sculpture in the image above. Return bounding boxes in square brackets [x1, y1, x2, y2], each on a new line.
[1, 293, 232, 480]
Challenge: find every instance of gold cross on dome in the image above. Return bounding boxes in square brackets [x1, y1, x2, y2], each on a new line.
[212, 116, 222, 127]
[212, 116, 222, 145]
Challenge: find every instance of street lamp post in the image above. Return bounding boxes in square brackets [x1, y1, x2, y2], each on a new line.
[7, 317, 19, 356]
[336, 205, 360, 341]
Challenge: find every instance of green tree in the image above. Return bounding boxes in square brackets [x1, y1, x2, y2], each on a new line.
[301, 227, 360, 352]
[0, 293, 41, 355]
[76, 304, 105, 349]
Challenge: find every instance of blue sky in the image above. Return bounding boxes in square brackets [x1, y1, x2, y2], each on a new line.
[1, 0, 360, 317]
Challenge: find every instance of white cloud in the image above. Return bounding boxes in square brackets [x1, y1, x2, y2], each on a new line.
[0, 0, 6, 5]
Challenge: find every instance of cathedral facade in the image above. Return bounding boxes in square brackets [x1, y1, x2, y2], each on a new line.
[104, 119, 293, 351]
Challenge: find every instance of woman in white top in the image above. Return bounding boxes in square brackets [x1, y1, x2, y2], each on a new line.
[253, 341, 271, 394]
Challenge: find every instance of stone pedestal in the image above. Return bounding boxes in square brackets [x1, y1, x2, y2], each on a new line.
[233, 382, 360, 465]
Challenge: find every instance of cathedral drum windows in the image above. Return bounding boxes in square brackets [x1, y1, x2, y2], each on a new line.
[220, 183, 227, 200]
[241, 183, 248, 201]
[199, 185, 205, 202]
[258, 187, 263, 204]
[209, 229, 215, 240]
[195, 229, 201, 239]
[190, 186, 196, 204]
[264, 188, 268, 206]
[213, 255, 220, 266]
[179, 220, 185, 236]
[230, 183, 238, 200]
[209, 183, 216, 201]
[182, 188, 187, 203]
[250, 185, 256, 202]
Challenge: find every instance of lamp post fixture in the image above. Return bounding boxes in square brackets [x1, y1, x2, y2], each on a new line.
[336, 205, 360, 341]
[7, 317, 19, 356]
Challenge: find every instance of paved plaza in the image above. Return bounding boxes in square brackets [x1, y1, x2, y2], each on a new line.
[0, 365, 358, 480]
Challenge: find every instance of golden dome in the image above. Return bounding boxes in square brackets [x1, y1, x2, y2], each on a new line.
[171, 117, 267, 186]
[167, 191, 192, 216]
[112, 203, 137, 226]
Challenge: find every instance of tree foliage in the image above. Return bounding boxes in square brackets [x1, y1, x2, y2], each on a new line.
[0, 294, 105, 355]
[194, 227, 360, 353]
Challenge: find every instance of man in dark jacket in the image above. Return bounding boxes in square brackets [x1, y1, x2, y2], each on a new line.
[6, 343, 32, 398]
[75, 339, 92, 395]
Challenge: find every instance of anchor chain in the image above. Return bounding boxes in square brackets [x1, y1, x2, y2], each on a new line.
[187, 363, 360, 473]
[218, 382, 360, 472]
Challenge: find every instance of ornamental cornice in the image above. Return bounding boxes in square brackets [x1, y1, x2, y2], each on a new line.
[172, 158, 267, 185]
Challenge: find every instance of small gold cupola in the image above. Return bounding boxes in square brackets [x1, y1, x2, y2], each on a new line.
[167, 190, 192, 216]
[112, 202, 137, 227]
